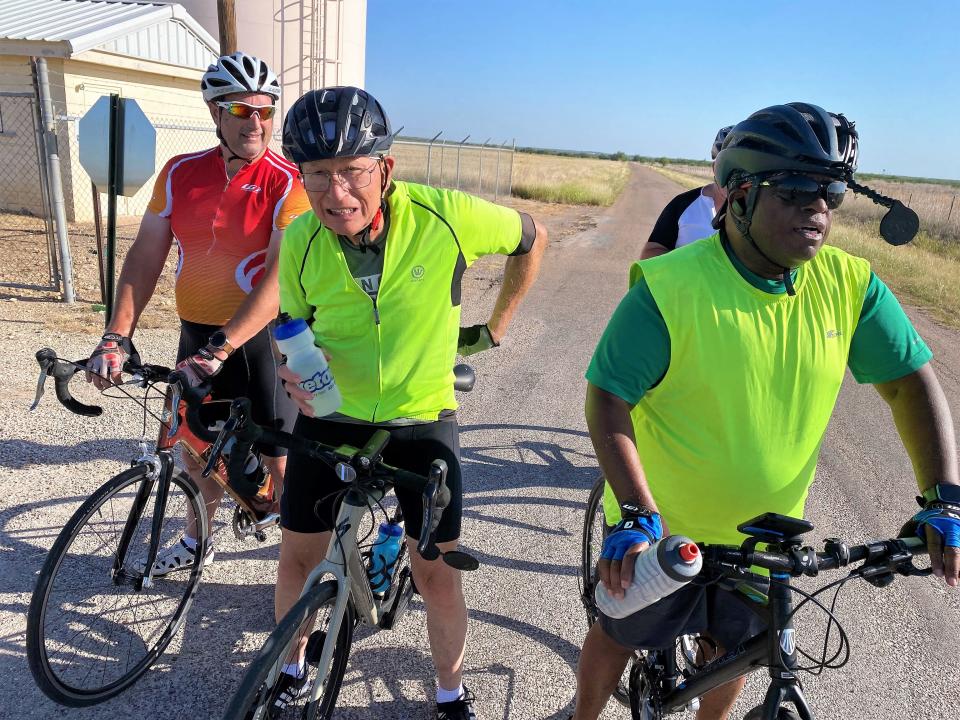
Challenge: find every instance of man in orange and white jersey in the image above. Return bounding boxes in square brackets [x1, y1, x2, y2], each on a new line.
[86, 52, 309, 574]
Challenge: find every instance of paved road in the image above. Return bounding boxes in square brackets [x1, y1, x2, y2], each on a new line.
[1, 165, 958, 719]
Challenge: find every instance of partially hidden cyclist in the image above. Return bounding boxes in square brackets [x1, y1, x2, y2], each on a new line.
[642, 125, 732, 259]
[571, 103, 960, 720]
[85, 52, 308, 574]
[273, 86, 548, 719]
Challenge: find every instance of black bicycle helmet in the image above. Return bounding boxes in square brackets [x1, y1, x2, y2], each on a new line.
[714, 103, 858, 188]
[710, 126, 733, 160]
[282, 86, 395, 164]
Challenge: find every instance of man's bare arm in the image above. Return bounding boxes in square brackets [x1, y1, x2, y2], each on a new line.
[487, 219, 548, 341]
[106, 212, 173, 337]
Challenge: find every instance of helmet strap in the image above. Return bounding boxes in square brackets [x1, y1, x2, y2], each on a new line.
[730, 182, 798, 297]
[215, 107, 259, 168]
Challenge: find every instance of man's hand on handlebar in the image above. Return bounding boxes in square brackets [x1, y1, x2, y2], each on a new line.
[908, 502, 960, 587]
[598, 505, 664, 599]
[85, 333, 138, 390]
[175, 347, 224, 388]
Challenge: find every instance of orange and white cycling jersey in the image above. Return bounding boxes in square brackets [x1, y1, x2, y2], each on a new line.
[147, 147, 310, 325]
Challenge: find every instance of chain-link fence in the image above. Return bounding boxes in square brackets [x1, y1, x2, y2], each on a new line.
[391, 137, 515, 200]
[0, 91, 58, 293]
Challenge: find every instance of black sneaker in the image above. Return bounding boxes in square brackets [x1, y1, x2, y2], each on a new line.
[436, 686, 477, 720]
[270, 670, 307, 715]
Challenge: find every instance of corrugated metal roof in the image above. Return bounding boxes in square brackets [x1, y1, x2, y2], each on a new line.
[0, 0, 219, 68]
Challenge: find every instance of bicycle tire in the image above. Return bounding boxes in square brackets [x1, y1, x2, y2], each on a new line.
[26, 464, 207, 706]
[581, 473, 633, 706]
[223, 580, 354, 720]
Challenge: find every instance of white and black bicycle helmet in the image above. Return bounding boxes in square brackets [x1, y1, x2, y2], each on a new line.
[201, 52, 281, 102]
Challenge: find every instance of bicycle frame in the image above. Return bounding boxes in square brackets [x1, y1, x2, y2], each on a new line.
[266, 484, 402, 706]
[649, 575, 813, 719]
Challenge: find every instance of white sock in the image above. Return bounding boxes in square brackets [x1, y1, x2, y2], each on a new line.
[181, 535, 198, 551]
[437, 684, 464, 703]
[281, 662, 304, 678]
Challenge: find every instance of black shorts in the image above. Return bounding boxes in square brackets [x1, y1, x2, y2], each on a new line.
[600, 578, 768, 651]
[177, 319, 297, 457]
[281, 415, 462, 544]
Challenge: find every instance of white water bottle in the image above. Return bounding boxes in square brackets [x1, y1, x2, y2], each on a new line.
[273, 314, 342, 417]
[594, 535, 702, 619]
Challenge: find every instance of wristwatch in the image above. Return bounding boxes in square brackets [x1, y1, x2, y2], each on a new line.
[207, 330, 235, 357]
[921, 484, 960, 505]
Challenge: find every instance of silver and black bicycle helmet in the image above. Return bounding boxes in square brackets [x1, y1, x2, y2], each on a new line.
[282, 86, 395, 164]
[201, 52, 281, 102]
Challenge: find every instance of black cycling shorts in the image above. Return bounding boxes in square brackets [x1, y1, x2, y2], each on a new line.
[600, 577, 768, 651]
[281, 414, 462, 544]
[177, 319, 297, 457]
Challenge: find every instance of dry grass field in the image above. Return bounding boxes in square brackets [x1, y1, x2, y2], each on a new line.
[510, 153, 631, 206]
[647, 164, 960, 328]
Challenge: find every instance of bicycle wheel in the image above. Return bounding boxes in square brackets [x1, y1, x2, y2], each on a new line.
[224, 580, 354, 720]
[26, 464, 207, 706]
[581, 474, 634, 705]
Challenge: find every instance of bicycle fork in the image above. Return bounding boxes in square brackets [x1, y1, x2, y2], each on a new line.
[111, 452, 175, 590]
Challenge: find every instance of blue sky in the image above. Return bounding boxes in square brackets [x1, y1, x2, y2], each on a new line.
[367, 2, 960, 180]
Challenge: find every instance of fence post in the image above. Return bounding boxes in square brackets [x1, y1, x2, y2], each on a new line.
[437, 138, 446, 187]
[494, 139, 508, 201]
[478, 137, 491, 196]
[455, 134, 469, 190]
[425, 131, 442, 185]
[34, 57, 75, 303]
[948, 195, 956, 223]
[508, 138, 515, 197]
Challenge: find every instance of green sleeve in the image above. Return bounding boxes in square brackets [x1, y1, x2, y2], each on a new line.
[847, 272, 933, 384]
[446, 189, 523, 264]
[277, 214, 315, 322]
[585, 276, 671, 404]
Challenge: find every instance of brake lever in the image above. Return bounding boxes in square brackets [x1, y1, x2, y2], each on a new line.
[30, 348, 56, 410]
[166, 381, 183, 438]
[203, 416, 237, 477]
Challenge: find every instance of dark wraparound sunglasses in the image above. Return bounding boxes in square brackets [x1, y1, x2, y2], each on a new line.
[758, 174, 847, 210]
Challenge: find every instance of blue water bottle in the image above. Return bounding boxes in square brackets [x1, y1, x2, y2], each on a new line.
[368, 522, 405, 597]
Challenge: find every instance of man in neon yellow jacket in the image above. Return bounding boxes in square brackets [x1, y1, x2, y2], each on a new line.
[573, 103, 959, 720]
[274, 87, 547, 719]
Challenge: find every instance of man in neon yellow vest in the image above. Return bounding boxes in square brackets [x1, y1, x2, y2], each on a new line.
[572, 103, 959, 720]
[273, 87, 547, 719]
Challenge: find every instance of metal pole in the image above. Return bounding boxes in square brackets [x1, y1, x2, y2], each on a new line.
[494, 139, 508, 201]
[455, 134, 469, 190]
[509, 138, 515, 197]
[92, 181, 106, 306]
[438, 139, 446, 187]
[478, 137, 491, 197]
[425, 131, 442, 185]
[35, 57, 75, 303]
[105, 94, 125, 323]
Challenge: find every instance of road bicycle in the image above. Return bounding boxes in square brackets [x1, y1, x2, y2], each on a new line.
[221, 365, 479, 720]
[580, 477, 931, 720]
[25, 348, 279, 706]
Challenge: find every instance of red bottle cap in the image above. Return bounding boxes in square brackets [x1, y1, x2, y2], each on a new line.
[678, 543, 700, 563]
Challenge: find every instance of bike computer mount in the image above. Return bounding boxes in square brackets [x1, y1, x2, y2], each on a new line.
[738, 512, 814, 545]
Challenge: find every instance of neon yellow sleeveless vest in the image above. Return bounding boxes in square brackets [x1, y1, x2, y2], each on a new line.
[604, 234, 870, 545]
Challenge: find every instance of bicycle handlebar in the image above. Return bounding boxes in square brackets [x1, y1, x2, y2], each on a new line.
[31, 348, 171, 417]
[701, 535, 929, 580]
[215, 397, 452, 559]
